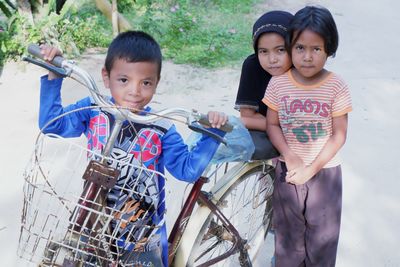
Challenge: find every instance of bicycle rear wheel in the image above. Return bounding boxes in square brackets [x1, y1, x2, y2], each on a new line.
[187, 162, 275, 267]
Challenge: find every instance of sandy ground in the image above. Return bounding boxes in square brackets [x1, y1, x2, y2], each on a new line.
[1, 0, 400, 266]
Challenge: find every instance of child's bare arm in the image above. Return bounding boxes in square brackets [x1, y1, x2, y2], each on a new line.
[287, 114, 348, 185]
[239, 108, 267, 131]
[39, 44, 63, 80]
[266, 109, 304, 172]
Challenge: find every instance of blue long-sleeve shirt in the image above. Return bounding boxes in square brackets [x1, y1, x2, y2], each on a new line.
[39, 75, 224, 266]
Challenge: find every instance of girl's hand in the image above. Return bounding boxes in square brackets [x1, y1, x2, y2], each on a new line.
[207, 111, 228, 129]
[284, 152, 304, 173]
[284, 152, 309, 184]
[286, 166, 315, 185]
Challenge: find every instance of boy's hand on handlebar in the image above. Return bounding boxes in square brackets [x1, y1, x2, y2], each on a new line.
[40, 44, 63, 61]
[40, 44, 63, 80]
[207, 111, 228, 129]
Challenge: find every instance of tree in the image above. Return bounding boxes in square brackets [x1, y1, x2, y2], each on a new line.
[111, 0, 118, 36]
[13, 0, 72, 24]
[16, 0, 34, 24]
[95, 0, 131, 32]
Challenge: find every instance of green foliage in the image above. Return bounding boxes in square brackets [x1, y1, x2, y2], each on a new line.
[116, 0, 136, 11]
[1, 0, 262, 68]
[125, 0, 262, 67]
[208, 0, 259, 13]
[0, 31, 8, 66]
[0, 1, 112, 66]
[0, 0, 14, 18]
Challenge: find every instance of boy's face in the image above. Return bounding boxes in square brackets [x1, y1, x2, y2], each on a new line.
[102, 58, 159, 112]
[257, 32, 292, 76]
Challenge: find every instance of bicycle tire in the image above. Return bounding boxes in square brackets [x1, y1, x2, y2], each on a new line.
[187, 162, 275, 267]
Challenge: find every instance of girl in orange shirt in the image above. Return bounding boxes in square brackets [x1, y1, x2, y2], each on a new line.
[264, 6, 352, 266]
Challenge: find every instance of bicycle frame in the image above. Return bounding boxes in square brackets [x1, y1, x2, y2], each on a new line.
[168, 160, 273, 267]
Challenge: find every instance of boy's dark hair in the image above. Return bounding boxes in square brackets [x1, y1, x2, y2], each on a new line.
[104, 31, 162, 77]
[287, 6, 339, 57]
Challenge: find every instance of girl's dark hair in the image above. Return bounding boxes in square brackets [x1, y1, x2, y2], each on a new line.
[287, 6, 339, 57]
[104, 31, 162, 77]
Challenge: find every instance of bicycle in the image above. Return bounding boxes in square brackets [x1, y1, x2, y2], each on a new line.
[18, 44, 275, 267]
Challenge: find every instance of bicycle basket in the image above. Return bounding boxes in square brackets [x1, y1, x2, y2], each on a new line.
[18, 133, 166, 266]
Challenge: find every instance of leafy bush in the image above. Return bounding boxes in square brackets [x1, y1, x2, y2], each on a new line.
[1, 0, 262, 68]
[116, 0, 137, 11]
[0, 2, 111, 65]
[125, 0, 261, 67]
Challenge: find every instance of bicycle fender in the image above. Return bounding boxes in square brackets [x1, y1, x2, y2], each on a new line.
[209, 161, 266, 198]
[173, 205, 212, 266]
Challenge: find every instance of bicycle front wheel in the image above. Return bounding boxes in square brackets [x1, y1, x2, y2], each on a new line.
[187, 162, 275, 267]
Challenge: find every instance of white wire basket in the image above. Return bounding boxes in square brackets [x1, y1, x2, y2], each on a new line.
[18, 133, 166, 266]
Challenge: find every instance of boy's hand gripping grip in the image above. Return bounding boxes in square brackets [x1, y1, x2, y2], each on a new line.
[27, 44, 65, 67]
[198, 114, 233, 133]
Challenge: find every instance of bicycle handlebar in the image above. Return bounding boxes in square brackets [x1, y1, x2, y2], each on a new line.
[28, 44, 65, 68]
[25, 44, 233, 138]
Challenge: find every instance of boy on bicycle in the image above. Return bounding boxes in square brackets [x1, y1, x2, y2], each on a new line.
[39, 30, 228, 267]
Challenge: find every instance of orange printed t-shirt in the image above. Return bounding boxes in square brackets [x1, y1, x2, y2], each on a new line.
[262, 69, 352, 168]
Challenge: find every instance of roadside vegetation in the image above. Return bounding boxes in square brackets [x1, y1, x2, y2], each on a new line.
[0, 0, 263, 68]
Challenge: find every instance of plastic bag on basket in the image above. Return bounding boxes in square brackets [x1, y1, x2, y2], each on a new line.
[186, 115, 255, 164]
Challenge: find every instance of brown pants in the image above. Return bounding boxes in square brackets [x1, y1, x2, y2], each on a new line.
[272, 162, 342, 267]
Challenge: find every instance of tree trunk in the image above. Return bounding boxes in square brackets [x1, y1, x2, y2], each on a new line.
[95, 0, 132, 32]
[111, 0, 119, 36]
[16, 0, 34, 24]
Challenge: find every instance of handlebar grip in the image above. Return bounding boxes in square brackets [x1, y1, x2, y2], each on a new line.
[188, 123, 227, 145]
[27, 44, 65, 68]
[198, 114, 233, 133]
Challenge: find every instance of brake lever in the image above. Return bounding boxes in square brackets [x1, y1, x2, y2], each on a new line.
[188, 122, 227, 145]
[23, 56, 69, 77]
